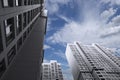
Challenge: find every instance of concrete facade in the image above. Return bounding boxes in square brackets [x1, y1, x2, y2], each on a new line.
[0, 0, 47, 80]
[65, 42, 120, 80]
[42, 60, 64, 80]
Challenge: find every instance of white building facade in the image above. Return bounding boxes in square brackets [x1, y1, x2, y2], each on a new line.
[65, 42, 120, 80]
[42, 60, 64, 80]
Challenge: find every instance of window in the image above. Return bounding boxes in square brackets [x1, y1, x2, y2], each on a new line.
[86, 79, 93, 80]
[16, 14, 22, 35]
[23, 13, 27, 28]
[2, 0, 8, 7]
[4, 17, 15, 45]
[29, 25, 33, 31]
[96, 72, 100, 74]
[99, 75, 103, 77]
[17, 37, 22, 50]
[101, 78, 105, 80]
[23, 31, 27, 41]
[16, 0, 22, 6]
[28, 0, 31, 5]
[24, 0, 27, 5]
[2, 0, 14, 7]
[40, 0, 44, 4]
[31, 10, 33, 21]
[0, 26, 3, 53]
[28, 11, 31, 24]
[27, 28, 30, 34]
[7, 46, 16, 64]
[0, 59, 6, 77]
[31, 10, 34, 20]
[16, 0, 18, 6]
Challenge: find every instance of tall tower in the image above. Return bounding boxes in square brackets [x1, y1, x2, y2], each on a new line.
[42, 60, 64, 80]
[65, 42, 120, 80]
[0, 0, 47, 80]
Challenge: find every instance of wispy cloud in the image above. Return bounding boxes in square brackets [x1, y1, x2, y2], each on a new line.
[47, 17, 58, 31]
[63, 68, 73, 80]
[54, 50, 66, 60]
[57, 15, 72, 23]
[43, 59, 50, 63]
[100, 26, 120, 38]
[100, 0, 120, 5]
[47, 0, 120, 48]
[45, 0, 71, 15]
[108, 15, 120, 27]
[44, 44, 52, 50]
[61, 63, 69, 68]
[100, 8, 117, 23]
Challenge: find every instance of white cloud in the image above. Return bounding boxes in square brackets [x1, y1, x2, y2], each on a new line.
[47, 17, 120, 48]
[46, 18, 51, 31]
[100, 36, 120, 48]
[57, 15, 72, 23]
[112, 15, 120, 25]
[49, 4, 59, 14]
[100, 0, 120, 5]
[61, 63, 69, 68]
[45, 0, 71, 15]
[48, 0, 70, 4]
[63, 68, 73, 80]
[47, 0, 120, 48]
[43, 59, 50, 63]
[100, 8, 117, 23]
[115, 49, 120, 57]
[44, 44, 51, 50]
[47, 19, 102, 45]
[47, 17, 58, 31]
[108, 15, 120, 27]
[100, 26, 120, 38]
[54, 50, 66, 60]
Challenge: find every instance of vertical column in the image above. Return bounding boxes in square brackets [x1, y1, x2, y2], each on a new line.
[0, 0, 3, 8]
[21, 0, 24, 6]
[14, 16, 19, 54]
[0, 20, 6, 50]
[0, 20, 8, 67]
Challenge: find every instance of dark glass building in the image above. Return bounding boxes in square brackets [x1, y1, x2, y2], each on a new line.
[0, 0, 47, 80]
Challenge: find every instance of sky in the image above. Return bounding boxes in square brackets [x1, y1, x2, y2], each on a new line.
[43, 0, 120, 80]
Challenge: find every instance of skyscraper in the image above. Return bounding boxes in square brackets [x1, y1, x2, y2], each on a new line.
[65, 42, 120, 80]
[0, 0, 47, 80]
[42, 60, 64, 80]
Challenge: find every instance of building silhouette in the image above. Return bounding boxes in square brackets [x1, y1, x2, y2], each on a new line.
[66, 42, 120, 80]
[0, 0, 47, 80]
[42, 60, 64, 80]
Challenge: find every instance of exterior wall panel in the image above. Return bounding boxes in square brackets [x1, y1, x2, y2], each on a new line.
[0, 0, 47, 80]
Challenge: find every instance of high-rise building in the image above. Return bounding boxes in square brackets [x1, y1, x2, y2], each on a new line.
[0, 0, 47, 80]
[65, 42, 120, 80]
[42, 60, 64, 80]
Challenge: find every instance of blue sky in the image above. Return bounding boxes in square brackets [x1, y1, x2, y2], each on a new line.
[43, 0, 120, 80]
